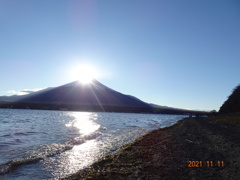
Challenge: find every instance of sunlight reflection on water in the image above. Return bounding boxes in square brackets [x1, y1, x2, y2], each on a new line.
[43, 127, 148, 179]
[65, 112, 100, 135]
[0, 109, 187, 179]
[43, 112, 184, 179]
[46, 112, 103, 178]
[46, 140, 99, 179]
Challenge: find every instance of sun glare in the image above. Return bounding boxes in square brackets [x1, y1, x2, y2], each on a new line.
[71, 65, 98, 84]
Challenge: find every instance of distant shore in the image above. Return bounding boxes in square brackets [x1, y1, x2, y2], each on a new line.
[64, 114, 240, 180]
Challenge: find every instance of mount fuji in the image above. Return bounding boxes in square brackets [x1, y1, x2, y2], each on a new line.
[0, 80, 153, 113]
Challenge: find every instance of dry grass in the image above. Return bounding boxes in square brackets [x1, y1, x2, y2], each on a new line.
[209, 113, 240, 124]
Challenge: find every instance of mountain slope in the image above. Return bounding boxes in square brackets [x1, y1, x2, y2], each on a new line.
[7, 80, 153, 113]
[219, 85, 240, 113]
[149, 103, 210, 115]
[0, 88, 53, 102]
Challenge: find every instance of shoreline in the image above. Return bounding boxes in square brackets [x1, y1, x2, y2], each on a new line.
[64, 114, 240, 180]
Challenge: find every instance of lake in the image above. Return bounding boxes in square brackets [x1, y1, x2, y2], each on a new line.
[0, 109, 187, 179]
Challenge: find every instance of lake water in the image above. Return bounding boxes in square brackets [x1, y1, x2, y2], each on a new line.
[0, 109, 187, 179]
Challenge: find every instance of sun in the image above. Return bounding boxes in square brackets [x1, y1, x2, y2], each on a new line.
[71, 65, 98, 84]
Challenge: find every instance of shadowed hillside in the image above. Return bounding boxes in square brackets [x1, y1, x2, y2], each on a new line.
[0, 80, 153, 113]
[219, 85, 240, 113]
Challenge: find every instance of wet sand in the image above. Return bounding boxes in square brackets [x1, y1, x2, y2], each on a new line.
[64, 115, 240, 180]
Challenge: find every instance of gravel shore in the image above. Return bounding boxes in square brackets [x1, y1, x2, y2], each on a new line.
[64, 115, 240, 180]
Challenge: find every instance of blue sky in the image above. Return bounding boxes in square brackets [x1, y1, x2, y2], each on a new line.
[0, 0, 239, 111]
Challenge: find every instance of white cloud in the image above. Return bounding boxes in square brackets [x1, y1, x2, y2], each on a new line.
[7, 88, 45, 96]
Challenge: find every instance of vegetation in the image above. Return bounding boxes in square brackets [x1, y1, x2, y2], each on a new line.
[219, 85, 240, 113]
[209, 113, 240, 125]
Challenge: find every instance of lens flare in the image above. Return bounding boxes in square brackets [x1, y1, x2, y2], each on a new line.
[71, 65, 98, 84]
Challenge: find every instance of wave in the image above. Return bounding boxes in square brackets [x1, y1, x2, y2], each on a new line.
[0, 131, 101, 175]
[13, 131, 36, 136]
